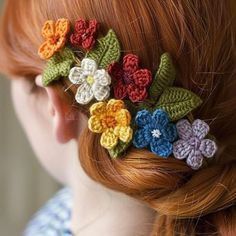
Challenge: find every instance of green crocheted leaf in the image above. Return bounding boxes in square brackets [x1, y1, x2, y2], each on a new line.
[149, 53, 176, 102]
[42, 47, 76, 86]
[87, 29, 120, 69]
[155, 87, 202, 121]
[108, 141, 131, 159]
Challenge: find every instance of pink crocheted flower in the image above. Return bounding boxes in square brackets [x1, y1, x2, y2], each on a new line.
[108, 54, 152, 103]
[173, 119, 217, 170]
[70, 18, 99, 50]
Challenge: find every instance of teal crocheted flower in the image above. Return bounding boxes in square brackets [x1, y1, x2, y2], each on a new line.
[133, 109, 177, 157]
[42, 47, 76, 86]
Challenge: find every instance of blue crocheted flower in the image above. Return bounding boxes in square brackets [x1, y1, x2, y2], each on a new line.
[133, 109, 178, 157]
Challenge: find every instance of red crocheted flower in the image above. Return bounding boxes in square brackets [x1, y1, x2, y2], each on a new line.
[70, 18, 99, 50]
[108, 54, 152, 103]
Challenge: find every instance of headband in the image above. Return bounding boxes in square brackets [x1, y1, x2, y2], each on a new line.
[38, 18, 217, 170]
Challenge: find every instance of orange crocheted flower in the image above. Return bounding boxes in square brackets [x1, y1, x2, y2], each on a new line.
[38, 18, 70, 60]
[88, 99, 133, 150]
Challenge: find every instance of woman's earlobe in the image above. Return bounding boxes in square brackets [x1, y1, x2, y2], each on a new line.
[36, 75, 79, 143]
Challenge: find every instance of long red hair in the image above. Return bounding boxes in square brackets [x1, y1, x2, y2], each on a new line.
[0, 0, 236, 235]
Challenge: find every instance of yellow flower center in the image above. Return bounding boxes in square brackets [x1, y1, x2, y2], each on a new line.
[86, 75, 95, 85]
[101, 115, 117, 129]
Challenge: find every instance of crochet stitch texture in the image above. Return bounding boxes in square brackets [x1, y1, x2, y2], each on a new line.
[173, 119, 217, 169]
[133, 109, 177, 157]
[38, 17, 218, 168]
[42, 47, 75, 86]
[88, 99, 133, 150]
[108, 54, 152, 102]
[69, 58, 111, 104]
[38, 18, 70, 60]
[70, 18, 99, 50]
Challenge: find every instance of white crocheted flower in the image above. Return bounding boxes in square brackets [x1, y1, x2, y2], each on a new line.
[69, 58, 111, 105]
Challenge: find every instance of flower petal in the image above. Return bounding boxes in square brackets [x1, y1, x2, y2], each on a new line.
[135, 110, 152, 127]
[90, 102, 107, 116]
[115, 109, 131, 126]
[74, 18, 87, 34]
[69, 67, 86, 84]
[150, 138, 173, 157]
[127, 83, 148, 102]
[186, 151, 203, 170]
[176, 119, 193, 140]
[88, 19, 99, 35]
[41, 20, 55, 39]
[108, 62, 124, 81]
[106, 99, 125, 113]
[92, 83, 110, 101]
[173, 140, 194, 160]
[75, 82, 94, 105]
[152, 109, 170, 128]
[161, 123, 177, 142]
[113, 79, 128, 100]
[82, 35, 96, 50]
[199, 139, 217, 158]
[53, 36, 67, 52]
[94, 69, 111, 86]
[123, 54, 139, 75]
[114, 126, 133, 143]
[38, 41, 55, 60]
[55, 18, 70, 37]
[133, 69, 152, 87]
[192, 119, 209, 140]
[133, 128, 152, 148]
[88, 115, 104, 133]
[100, 128, 118, 149]
[81, 58, 97, 76]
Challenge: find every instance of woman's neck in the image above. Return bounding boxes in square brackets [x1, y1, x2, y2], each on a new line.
[67, 141, 155, 236]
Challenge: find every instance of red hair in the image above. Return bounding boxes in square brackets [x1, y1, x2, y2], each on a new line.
[0, 0, 236, 235]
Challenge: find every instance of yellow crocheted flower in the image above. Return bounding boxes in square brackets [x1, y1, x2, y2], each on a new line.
[88, 99, 133, 149]
[38, 18, 70, 60]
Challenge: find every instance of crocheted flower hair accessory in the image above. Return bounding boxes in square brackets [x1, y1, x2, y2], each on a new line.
[38, 18, 217, 170]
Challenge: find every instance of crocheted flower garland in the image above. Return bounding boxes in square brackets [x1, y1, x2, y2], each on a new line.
[38, 18, 218, 170]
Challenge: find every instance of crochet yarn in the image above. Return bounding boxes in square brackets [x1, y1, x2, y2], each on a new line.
[173, 119, 217, 170]
[42, 47, 75, 86]
[70, 18, 99, 50]
[37, 18, 218, 166]
[69, 58, 111, 104]
[88, 99, 133, 150]
[87, 29, 121, 69]
[133, 109, 177, 157]
[38, 18, 70, 60]
[149, 53, 176, 102]
[108, 141, 131, 159]
[156, 87, 202, 121]
[108, 54, 152, 103]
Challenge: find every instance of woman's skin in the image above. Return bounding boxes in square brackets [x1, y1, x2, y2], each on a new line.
[10, 76, 155, 235]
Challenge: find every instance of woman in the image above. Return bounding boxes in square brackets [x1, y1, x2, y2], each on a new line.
[0, 0, 235, 235]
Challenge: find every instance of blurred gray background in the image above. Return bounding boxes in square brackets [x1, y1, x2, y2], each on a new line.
[0, 0, 60, 232]
[0, 77, 60, 235]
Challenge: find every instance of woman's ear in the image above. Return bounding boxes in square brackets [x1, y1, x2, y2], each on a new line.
[36, 75, 79, 143]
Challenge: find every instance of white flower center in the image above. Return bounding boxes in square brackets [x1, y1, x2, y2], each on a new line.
[86, 75, 95, 85]
[151, 129, 162, 138]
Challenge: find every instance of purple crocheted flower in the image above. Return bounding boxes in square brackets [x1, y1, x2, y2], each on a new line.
[173, 119, 217, 170]
[133, 109, 178, 157]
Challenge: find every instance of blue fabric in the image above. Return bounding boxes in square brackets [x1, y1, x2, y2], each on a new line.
[24, 188, 73, 236]
[133, 109, 177, 157]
